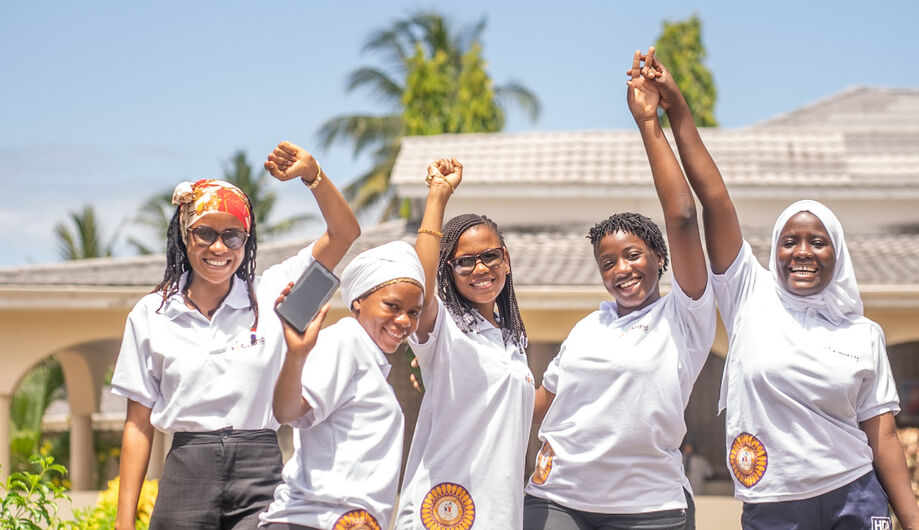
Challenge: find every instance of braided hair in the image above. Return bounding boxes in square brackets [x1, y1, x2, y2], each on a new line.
[587, 212, 669, 279]
[436, 214, 527, 349]
[154, 203, 259, 328]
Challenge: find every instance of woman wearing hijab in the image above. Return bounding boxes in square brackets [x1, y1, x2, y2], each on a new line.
[111, 141, 359, 529]
[396, 158, 534, 529]
[636, 47, 919, 529]
[259, 241, 425, 530]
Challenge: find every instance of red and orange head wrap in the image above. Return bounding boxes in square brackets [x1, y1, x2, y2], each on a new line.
[172, 179, 252, 244]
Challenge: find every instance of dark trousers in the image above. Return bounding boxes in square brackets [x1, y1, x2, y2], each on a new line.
[741, 470, 891, 530]
[150, 429, 283, 530]
[524, 490, 695, 530]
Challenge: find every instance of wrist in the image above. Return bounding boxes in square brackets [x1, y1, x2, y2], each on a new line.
[300, 160, 323, 189]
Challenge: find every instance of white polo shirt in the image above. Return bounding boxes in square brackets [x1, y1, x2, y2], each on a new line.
[714, 241, 899, 503]
[111, 245, 315, 433]
[259, 316, 404, 529]
[396, 299, 535, 530]
[525, 276, 716, 513]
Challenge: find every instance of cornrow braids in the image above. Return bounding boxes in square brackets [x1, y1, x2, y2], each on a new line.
[436, 214, 527, 349]
[587, 212, 669, 278]
[154, 202, 260, 330]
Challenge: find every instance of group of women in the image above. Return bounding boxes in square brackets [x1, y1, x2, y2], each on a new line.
[109, 48, 919, 530]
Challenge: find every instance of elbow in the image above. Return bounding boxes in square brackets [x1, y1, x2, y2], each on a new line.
[667, 202, 700, 231]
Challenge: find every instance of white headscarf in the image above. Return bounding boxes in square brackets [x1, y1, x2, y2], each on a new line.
[340, 241, 425, 308]
[768, 200, 863, 325]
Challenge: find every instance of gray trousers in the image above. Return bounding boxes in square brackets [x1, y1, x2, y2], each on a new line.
[150, 429, 283, 530]
[523, 490, 695, 530]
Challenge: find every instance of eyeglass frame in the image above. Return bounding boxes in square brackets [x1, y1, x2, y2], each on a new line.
[187, 226, 250, 250]
[447, 247, 506, 275]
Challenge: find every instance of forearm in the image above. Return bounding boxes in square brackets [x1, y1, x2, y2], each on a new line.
[532, 386, 556, 425]
[115, 402, 154, 530]
[414, 188, 450, 338]
[273, 353, 312, 424]
[875, 430, 919, 529]
[309, 169, 361, 270]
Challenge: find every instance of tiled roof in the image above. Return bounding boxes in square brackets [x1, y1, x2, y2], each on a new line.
[755, 87, 919, 129]
[391, 127, 919, 196]
[5, 220, 914, 289]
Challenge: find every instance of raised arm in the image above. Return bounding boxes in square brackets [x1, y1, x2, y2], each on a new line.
[639, 48, 742, 274]
[414, 158, 462, 343]
[272, 283, 330, 424]
[627, 49, 707, 299]
[265, 141, 361, 270]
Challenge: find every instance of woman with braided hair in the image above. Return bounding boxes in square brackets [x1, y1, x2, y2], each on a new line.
[395, 158, 535, 529]
[111, 141, 359, 529]
[522, 49, 717, 530]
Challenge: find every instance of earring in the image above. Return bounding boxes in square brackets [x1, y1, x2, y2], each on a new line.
[505, 264, 511, 274]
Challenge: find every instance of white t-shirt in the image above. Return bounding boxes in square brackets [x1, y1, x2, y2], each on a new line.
[111, 245, 315, 433]
[525, 276, 716, 513]
[714, 241, 900, 503]
[260, 316, 405, 529]
[396, 299, 535, 530]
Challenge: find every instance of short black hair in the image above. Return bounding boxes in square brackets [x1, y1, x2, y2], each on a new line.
[587, 212, 669, 279]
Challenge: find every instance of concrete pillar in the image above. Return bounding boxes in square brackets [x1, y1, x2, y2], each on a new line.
[0, 393, 9, 482]
[69, 413, 95, 490]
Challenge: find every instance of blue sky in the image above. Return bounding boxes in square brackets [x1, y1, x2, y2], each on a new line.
[2, 1, 918, 266]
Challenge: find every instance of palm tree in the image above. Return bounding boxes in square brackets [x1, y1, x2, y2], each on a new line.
[54, 205, 117, 260]
[317, 11, 541, 215]
[128, 150, 314, 254]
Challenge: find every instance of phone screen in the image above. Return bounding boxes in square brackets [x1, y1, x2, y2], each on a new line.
[275, 260, 340, 333]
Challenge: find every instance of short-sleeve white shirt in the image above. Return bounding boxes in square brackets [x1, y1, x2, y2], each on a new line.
[260, 317, 405, 529]
[396, 299, 535, 529]
[714, 241, 899, 503]
[111, 245, 315, 433]
[525, 276, 716, 513]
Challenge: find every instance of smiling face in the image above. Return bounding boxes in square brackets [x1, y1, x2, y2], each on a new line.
[185, 212, 247, 291]
[775, 211, 837, 296]
[449, 225, 509, 311]
[352, 281, 424, 353]
[595, 230, 662, 316]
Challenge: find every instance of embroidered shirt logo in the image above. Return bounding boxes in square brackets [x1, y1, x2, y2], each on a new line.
[231, 336, 265, 351]
[729, 433, 768, 488]
[420, 482, 475, 529]
[871, 516, 892, 530]
[333, 509, 380, 530]
[619, 324, 650, 338]
[824, 345, 859, 361]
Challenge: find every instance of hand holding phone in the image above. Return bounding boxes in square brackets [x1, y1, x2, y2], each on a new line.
[275, 260, 340, 333]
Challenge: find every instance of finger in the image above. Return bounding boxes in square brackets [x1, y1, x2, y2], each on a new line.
[268, 153, 293, 167]
[427, 163, 443, 178]
[271, 149, 297, 164]
[647, 46, 656, 69]
[274, 282, 295, 308]
[277, 141, 299, 157]
[265, 161, 278, 173]
[451, 157, 462, 169]
[411, 357, 419, 368]
[631, 50, 641, 80]
[308, 303, 331, 329]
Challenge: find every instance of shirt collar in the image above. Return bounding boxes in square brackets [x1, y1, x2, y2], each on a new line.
[161, 272, 250, 320]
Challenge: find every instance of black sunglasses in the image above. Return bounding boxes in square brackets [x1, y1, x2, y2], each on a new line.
[447, 247, 505, 275]
[188, 226, 249, 250]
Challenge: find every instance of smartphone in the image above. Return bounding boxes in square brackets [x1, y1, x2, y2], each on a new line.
[275, 260, 340, 333]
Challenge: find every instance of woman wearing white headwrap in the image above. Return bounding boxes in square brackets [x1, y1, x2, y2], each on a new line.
[637, 51, 919, 529]
[260, 241, 425, 530]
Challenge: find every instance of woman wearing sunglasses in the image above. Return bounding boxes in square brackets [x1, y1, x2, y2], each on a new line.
[522, 50, 716, 530]
[111, 141, 359, 529]
[395, 158, 534, 529]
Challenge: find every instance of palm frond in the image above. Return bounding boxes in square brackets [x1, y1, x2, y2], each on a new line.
[315, 114, 402, 157]
[495, 81, 542, 122]
[346, 67, 404, 104]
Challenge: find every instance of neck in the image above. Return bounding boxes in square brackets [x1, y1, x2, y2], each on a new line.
[474, 301, 499, 328]
[184, 273, 233, 319]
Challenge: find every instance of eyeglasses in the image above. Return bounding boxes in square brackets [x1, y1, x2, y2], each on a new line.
[188, 226, 249, 250]
[447, 247, 505, 275]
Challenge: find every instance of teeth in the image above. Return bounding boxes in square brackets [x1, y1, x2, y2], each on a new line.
[385, 328, 405, 341]
[472, 278, 493, 287]
[617, 278, 640, 289]
[204, 258, 230, 267]
[791, 266, 817, 273]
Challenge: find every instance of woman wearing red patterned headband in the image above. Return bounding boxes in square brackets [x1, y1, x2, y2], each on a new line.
[111, 141, 360, 530]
